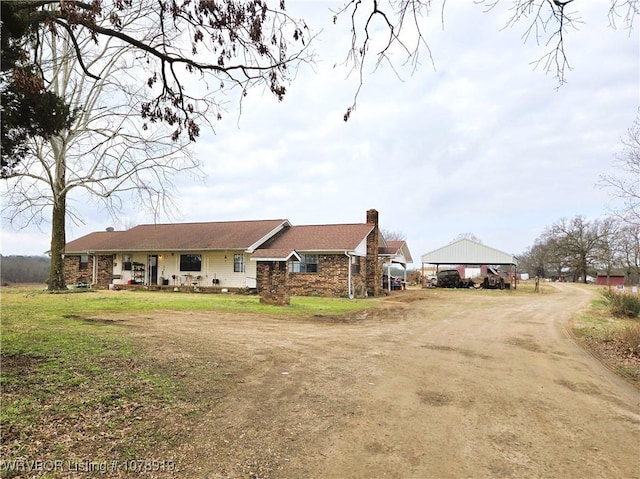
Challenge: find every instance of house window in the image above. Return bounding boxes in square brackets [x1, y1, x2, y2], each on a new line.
[351, 257, 361, 275]
[180, 254, 202, 272]
[290, 254, 319, 273]
[79, 255, 89, 271]
[123, 254, 132, 271]
[234, 254, 245, 273]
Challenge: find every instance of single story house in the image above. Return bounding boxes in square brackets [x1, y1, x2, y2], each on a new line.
[63, 218, 290, 290]
[63, 209, 411, 301]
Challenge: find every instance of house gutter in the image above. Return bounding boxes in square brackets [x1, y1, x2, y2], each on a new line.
[89, 251, 97, 286]
[345, 252, 353, 299]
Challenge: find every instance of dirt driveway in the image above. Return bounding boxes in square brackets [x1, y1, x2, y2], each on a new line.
[127, 282, 639, 479]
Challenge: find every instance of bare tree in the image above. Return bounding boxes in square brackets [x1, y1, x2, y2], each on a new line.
[600, 113, 640, 224]
[540, 235, 571, 280]
[1, 1, 317, 290]
[525, 214, 640, 284]
[453, 233, 483, 243]
[381, 228, 407, 241]
[2, 1, 637, 140]
[2, 5, 205, 290]
[544, 216, 606, 283]
[2, 0, 638, 290]
[618, 222, 640, 284]
[333, 0, 638, 120]
[594, 216, 622, 287]
[1, 0, 313, 171]
[518, 238, 553, 277]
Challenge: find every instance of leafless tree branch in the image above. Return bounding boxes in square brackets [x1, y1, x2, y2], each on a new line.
[600, 113, 640, 224]
[333, 0, 637, 119]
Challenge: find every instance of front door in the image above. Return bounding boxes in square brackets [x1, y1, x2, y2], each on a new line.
[148, 255, 158, 285]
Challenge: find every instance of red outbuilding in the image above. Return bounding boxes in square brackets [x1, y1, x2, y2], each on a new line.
[595, 274, 625, 287]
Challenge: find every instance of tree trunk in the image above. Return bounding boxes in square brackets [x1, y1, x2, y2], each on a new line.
[48, 194, 67, 290]
[48, 140, 67, 292]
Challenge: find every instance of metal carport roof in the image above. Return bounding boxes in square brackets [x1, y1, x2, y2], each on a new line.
[421, 239, 518, 266]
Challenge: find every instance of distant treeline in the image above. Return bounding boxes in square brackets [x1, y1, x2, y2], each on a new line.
[1, 255, 50, 284]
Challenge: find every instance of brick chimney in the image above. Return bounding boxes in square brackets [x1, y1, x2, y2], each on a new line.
[366, 209, 378, 226]
[365, 209, 381, 296]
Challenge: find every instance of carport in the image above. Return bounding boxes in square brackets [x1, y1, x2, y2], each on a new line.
[420, 238, 518, 289]
[380, 240, 413, 292]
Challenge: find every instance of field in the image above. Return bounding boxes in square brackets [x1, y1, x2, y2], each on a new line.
[1, 283, 639, 478]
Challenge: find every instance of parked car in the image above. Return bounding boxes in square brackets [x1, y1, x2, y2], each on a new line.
[382, 275, 404, 290]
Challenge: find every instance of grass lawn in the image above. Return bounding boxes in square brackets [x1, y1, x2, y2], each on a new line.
[570, 289, 640, 384]
[6, 282, 632, 477]
[0, 286, 378, 477]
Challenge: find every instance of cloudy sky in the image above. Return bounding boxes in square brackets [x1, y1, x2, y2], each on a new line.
[1, 1, 638, 266]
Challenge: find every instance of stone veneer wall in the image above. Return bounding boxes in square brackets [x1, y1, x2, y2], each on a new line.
[365, 209, 382, 296]
[64, 254, 114, 288]
[95, 255, 114, 288]
[63, 255, 90, 285]
[256, 261, 290, 305]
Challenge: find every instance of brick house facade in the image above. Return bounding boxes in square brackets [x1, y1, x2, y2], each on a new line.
[252, 209, 384, 298]
[64, 254, 114, 288]
[63, 255, 89, 285]
[257, 253, 367, 298]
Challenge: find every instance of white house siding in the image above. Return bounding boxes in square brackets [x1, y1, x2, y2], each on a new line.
[112, 251, 256, 288]
[199, 252, 257, 289]
[111, 253, 148, 285]
[354, 238, 368, 256]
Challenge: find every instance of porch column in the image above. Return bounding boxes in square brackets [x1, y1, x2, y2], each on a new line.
[257, 261, 290, 305]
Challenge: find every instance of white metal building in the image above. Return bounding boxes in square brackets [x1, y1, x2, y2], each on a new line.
[421, 238, 518, 288]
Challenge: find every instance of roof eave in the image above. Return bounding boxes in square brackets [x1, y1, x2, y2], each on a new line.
[246, 220, 292, 253]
